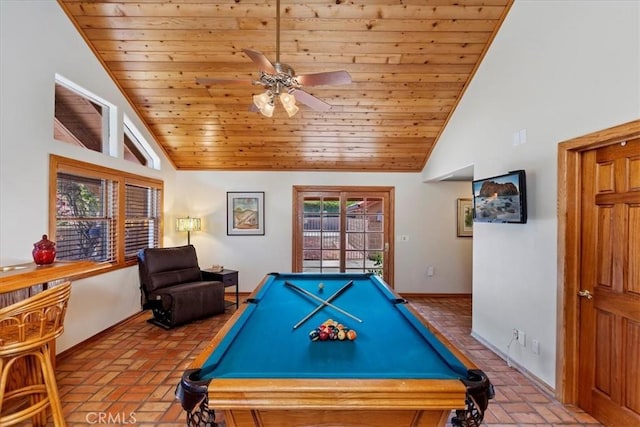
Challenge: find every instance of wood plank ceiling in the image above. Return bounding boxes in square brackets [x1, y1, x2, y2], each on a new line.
[57, 0, 513, 172]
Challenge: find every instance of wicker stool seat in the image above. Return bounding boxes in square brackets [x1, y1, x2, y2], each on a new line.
[0, 282, 71, 427]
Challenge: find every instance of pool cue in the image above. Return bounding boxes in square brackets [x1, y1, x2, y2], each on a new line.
[293, 280, 354, 329]
[285, 281, 363, 323]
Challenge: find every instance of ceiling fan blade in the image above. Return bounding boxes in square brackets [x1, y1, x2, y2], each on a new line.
[243, 49, 277, 75]
[296, 70, 352, 87]
[291, 89, 331, 111]
[196, 77, 253, 86]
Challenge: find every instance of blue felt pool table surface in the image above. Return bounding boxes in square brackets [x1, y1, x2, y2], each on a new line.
[198, 272, 469, 381]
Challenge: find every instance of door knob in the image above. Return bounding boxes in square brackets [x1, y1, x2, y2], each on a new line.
[578, 289, 593, 300]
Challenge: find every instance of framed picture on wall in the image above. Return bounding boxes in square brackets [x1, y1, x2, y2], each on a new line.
[227, 192, 265, 236]
[457, 198, 473, 237]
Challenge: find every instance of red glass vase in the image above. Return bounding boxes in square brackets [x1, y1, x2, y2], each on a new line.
[32, 234, 57, 265]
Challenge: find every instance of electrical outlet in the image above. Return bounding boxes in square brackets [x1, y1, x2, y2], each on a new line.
[517, 330, 526, 347]
[532, 339, 540, 355]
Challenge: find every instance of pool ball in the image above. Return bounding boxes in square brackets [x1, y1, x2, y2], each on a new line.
[322, 319, 335, 327]
[346, 329, 357, 341]
[309, 330, 320, 341]
[337, 330, 346, 341]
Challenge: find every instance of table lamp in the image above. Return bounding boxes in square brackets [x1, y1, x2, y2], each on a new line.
[175, 216, 201, 245]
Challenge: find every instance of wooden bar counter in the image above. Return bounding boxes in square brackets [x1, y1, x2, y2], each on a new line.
[0, 260, 101, 292]
[0, 260, 104, 310]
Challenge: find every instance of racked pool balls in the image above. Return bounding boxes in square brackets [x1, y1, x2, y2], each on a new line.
[309, 319, 356, 342]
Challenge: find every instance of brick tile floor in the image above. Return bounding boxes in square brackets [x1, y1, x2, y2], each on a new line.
[42, 296, 602, 426]
[410, 297, 602, 427]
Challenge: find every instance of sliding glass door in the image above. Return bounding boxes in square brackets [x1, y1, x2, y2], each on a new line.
[292, 186, 394, 286]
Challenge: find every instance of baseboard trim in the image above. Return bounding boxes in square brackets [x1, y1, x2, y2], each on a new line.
[400, 292, 471, 299]
[470, 330, 556, 399]
[57, 310, 150, 362]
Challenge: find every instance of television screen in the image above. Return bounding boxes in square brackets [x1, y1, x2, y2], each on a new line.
[472, 170, 527, 223]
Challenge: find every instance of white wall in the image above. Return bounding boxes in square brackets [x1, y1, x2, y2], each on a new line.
[0, 1, 177, 352]
[422, 0, 640, 388]
[169, 172, 473, 295]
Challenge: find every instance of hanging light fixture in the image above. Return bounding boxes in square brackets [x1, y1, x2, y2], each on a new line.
[250, 0, 300, 118]
[252, 88, 298, 118]
[279, 91, 299, 117]
[196, 0, 352, 116]
[252, 90, 275, 117]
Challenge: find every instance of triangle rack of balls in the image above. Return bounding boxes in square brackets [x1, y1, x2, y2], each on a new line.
[308, 319, 357, 342]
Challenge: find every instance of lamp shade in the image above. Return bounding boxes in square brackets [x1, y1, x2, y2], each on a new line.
[175, 217, 201, 232]
[252, 91, 271, 109]
[253, 91, 277, 117]
[279, 92, 299, 117]
[260, 102, 275, 117]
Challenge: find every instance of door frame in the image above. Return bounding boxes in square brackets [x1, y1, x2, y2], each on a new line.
[556, 119, 640, 403]
[291, 185, 395, 287]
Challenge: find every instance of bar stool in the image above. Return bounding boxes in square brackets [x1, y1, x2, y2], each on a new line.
[0, 281, 71, 426]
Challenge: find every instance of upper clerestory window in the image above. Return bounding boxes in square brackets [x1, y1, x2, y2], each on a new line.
[53, 74, 159, 170]
[54, 77, 109, 153]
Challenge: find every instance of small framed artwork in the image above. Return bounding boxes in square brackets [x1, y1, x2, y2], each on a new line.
[227, 192, 265, 236]
[457, 198, 473, 237]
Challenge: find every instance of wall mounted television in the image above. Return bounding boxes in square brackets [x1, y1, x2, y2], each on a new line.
[472, 170, 527, 224]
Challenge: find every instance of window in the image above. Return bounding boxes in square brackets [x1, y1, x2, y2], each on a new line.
[54, 75, 160, 170]
[51, 155, 163, 267]
[125, 182, 161, 258]
[124, 131, 148, 166]
[123, 114, 161, 170]
[56, 173, 117, 262]
[54, 76, 112, 153]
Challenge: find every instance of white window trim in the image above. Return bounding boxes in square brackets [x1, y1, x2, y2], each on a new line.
[124, 113, 161, 170]
[54, 73, 118, 155]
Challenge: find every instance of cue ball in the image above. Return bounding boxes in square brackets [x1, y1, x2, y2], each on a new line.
[318, 282, 324, 291]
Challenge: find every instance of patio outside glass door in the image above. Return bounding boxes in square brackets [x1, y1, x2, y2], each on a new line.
[292, 186, 394, 286]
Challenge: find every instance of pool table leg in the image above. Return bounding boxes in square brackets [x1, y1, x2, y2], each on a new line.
[451, 369, 495, 427]
[176, 368, 218, 427]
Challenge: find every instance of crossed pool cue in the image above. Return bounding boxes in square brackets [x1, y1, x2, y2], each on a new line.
[284, 280, 363, 328]
[290, 280, 354, 329]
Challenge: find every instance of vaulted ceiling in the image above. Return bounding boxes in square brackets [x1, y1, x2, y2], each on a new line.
[57, 0, 512, 172]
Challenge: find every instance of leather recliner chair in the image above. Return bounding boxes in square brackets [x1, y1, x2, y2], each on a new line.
[137, 245, 225, 328]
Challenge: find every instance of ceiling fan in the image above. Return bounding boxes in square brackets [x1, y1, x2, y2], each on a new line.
[195, 0, 352, 117]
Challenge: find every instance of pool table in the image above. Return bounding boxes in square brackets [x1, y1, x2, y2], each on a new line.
[178, 273, 493, 427]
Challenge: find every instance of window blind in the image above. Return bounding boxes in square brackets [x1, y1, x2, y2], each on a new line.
[125, 183, 160, 259]
[55, 172, 117, 262]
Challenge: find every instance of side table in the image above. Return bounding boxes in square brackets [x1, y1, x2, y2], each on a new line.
[202, 269, 239, 310]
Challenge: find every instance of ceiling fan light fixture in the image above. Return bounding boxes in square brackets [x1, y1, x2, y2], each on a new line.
[253, 91, 272, 109]
[279, 92, 299, 117]
[253, 91, 276, 117]
[261, 102, 275, 117]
